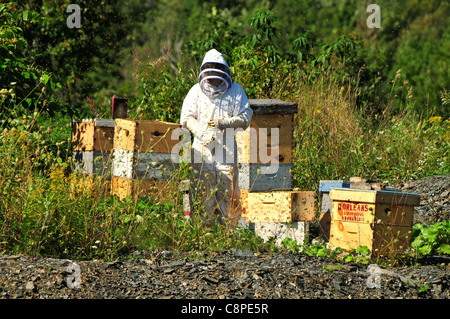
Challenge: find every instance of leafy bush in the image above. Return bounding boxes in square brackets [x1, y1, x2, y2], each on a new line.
[411, 221, 450, 257]
[132, 60, 195, 122]
[0, 3, 60, 119]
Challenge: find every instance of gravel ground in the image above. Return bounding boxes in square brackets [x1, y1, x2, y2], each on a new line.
[0, 250, 449, 300]
[401, 175, 449, 227]
[0, 175, 448, 305]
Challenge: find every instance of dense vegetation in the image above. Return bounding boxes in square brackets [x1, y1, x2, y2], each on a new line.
[0, 1, 448, 262]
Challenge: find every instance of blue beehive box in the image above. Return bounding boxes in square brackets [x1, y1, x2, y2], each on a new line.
[319, 180, 352, 213]
[239, 163, 293, 192]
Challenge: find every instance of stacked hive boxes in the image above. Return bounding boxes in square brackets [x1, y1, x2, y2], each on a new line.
[237, 99, 315, 245]
[328, 187, 420, 256]
[71, 119, 115, 178]
[111, 119, 181, 201]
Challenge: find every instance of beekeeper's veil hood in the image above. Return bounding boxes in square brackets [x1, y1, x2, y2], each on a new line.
[199, 49, 232, 99]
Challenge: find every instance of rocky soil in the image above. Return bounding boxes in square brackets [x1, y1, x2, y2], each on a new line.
[0, 175, 448, 302]
[401, 175, 449, 227]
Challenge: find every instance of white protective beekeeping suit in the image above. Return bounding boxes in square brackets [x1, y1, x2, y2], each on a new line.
[180, 49, 253, 226]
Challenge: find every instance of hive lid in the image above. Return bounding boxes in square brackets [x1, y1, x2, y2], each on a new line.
[329, 188, 421, 206]
[249, 99, 298, 115]
[72, 118, 115, 127]
[319, 180, 352, 192]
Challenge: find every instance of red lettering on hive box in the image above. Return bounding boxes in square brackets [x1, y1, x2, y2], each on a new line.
[337, 203, 368, 222]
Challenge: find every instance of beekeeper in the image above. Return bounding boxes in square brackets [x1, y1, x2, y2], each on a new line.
[180, 49, 253, 226]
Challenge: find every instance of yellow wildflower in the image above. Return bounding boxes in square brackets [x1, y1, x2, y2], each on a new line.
[428, 116, 442, 123]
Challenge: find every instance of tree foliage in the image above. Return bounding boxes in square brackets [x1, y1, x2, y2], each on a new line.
[1, 0, 448, 117]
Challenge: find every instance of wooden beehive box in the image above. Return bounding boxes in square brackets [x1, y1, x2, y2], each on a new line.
[238, 162, 293, 192]
[72, 119, 115, 152]
[113, 118, 181, 153]
[328, 188, 420, 256]
[111, 119, 181, 200]
[71, 119, 115, 177]
[244, 190, 315, 223]
[111, 177, 178, 202]
[240, 189, 249, 218]
[236, 99, 297, 192]
[236, 99, 296, 165]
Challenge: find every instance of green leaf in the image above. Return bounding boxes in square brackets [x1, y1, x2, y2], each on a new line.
[356, 245, 370, 255]
[438, 244, 450, 255]
[316, 247, 328, 257]
[411, 237, 425, 248]
[418, 244, 433, 256]
[344, 255, 353, 262]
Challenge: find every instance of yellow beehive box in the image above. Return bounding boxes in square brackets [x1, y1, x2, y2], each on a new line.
[71, 119, 115, 152]
[236, 114, 294, 164]
[235, 99, 297, 165]
[111, 119, 182, 201]
[111, 176, 177, 202]
[328, 188, 420, 256]
[114, 118, 181, 153]
[71, 119, 115, 178]
[244, 190, 315, 223]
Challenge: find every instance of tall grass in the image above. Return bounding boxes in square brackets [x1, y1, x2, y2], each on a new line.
[268, 66, 449, 190]
[0, 117, 264, 259]
[0, 122, 130, 259]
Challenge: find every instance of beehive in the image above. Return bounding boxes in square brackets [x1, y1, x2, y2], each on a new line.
[328, 188, 420, 256]
[243, 190, 315, 223]
[111, 118, 181, 200]
[238, 162, 293, 192]
[71, 119, 115, 177]
[111, 177, 178, 202]
[113, 118, 181, 153]
[236, 99, 297, 192]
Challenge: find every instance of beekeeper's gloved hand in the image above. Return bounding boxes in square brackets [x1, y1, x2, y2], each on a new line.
[208, 115, 248, 130]
[200, 129, 216, 146]
[185, 117, 216, 146]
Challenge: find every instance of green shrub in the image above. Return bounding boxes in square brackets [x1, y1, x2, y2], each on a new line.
[0, 3, 60, 120]
[411, 221, 450, 257]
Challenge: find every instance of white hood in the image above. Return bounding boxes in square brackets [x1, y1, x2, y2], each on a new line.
[198, 49, 233, 99]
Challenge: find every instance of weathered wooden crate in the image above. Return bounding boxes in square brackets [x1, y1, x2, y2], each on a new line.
[112, 149, 178, 181]
[238, 163, 293, 192]
[317, 180, 352, 239]
[111, 176, 177, 202]
[328, 188, 420, 256]
[240, 189, 250, 218]
[235, 115, 294, 164]
[111, 118, 182, 200]
[71, 119, 115, 177]
[71, 119, 115, 152]
[236, 99, 297, 165]
[243, 190, 315, 223]
[249, 221, 309, 247]
[72, 150, 113, 178]
[236, 99, 296, 194]
[319, 213, 331, 241]
[114, 118, 181, 153]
